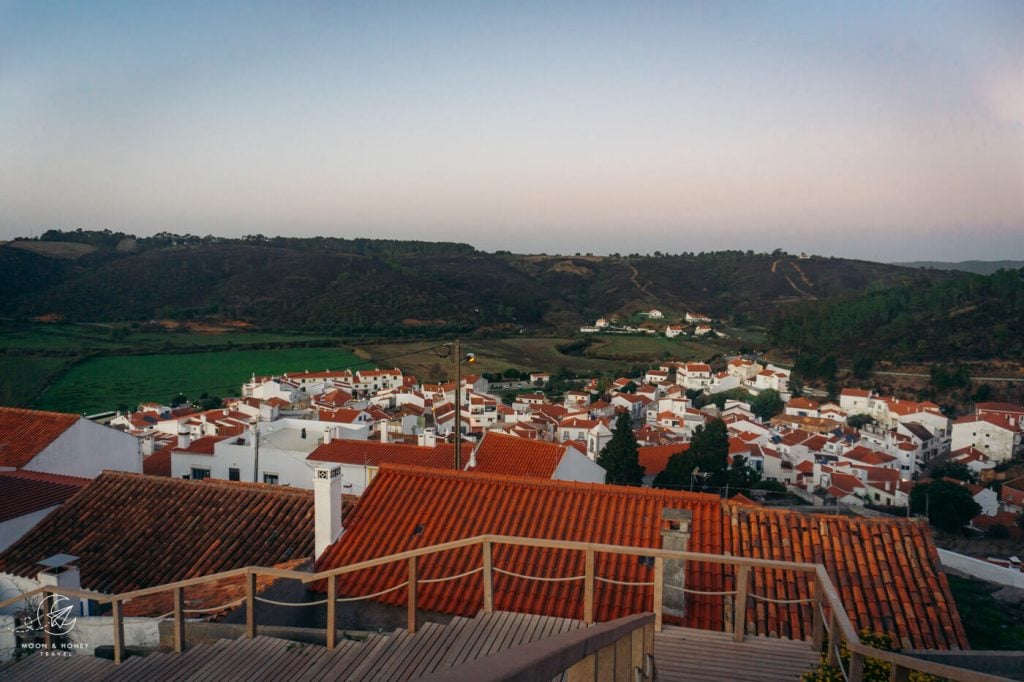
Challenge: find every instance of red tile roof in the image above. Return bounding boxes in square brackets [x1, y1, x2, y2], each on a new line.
[470, 433, 566, 478]
[142, 443, 174, 477]
[307, 440, 463, 469]
[0, 407, 80, 468]
[637, 444, 690, 476]
[0, 472, 314, 595]
[315, 465, 966, 650]
[0, 470, 89, 523]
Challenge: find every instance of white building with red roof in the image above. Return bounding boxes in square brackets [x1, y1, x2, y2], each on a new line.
[951, 413, 1022, 463]
[676, 363, 713, 391]
[0, 406, 141, 479]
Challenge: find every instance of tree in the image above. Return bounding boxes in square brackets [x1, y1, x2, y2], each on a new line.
[597, 412, 644, 486]
[750, 389, 784, 422]
[909, 480, 981, 533]
[928, 461, 978, 484]
[851, 354, 875, 380]
[652, 419, 753, 495]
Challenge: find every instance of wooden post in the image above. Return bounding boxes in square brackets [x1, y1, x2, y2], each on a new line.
[111, 598, 125, 664]
[653, 557, 664, 633]
[245, 570, 257, 639]
[482, 540, 493, 613]
[326, 578, 337, 650]
[733, 564, 749, 642]
[583, 549, 595, 624]
[811, 576, 825, 651]
[407, 556, 417, 634]
[41, 590, 52, 651]
[826, 610, 840, 667]
[889, 664, 910, 682]
[172, 587, 185, 653]
[849, 651, 865, 682]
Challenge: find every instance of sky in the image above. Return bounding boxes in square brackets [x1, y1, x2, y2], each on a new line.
[1, 1, 1022, 261]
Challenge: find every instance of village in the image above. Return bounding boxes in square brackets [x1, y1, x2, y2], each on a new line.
[1, 343, 1023, 675]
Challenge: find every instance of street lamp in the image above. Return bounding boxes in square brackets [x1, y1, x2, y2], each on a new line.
[447, 340, 475, 470]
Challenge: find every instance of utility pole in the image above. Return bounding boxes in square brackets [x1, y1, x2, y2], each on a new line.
[454, 339, 462, 470]
[251, 421, 260, 483]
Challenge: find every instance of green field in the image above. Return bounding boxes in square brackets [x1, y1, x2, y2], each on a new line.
[34, 347, 364, 415]
[0, 356, 76, 407]
[357, 334, 729, 383]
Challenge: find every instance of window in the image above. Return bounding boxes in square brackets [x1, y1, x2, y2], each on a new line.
[228, 468, 240, 481]
[190, 467, 210, 480]
[263, 473, 279, 485]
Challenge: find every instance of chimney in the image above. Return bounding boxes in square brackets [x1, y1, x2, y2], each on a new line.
[37, 554, 87, 617]
[323, 427, 332, 445]
[660, 508, 692, 619]
[177, 422, 191, 449]
[422, 427, 436, 448]
[379, 420, 388, 443]
[314, 465, 344, 559]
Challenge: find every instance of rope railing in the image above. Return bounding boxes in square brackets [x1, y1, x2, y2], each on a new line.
[418, 567, 483, 584]
[333, 582, 409, 603]
[255, 596, 329, 607]
[747, 593, 815, 605]
[32, 534, 996, 681]
[492, 567, 584, 583]
[593, 576, 655, 587]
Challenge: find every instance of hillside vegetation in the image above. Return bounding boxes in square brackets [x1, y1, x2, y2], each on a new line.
[1, 231, 937, 337]
[771, 268, 1024, 361]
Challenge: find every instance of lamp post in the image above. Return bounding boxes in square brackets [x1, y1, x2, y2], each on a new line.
[449, 340, 475, 470]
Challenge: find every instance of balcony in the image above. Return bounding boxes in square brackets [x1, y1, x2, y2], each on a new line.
[0, 535, 1010, 681]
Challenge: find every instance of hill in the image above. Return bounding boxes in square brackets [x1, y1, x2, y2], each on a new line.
[771, 267, 1024, 362]
[0, 231, 938, 338]
[892, 260, 1024, 275]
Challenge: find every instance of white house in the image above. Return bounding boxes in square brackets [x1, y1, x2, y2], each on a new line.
[0, 407, 141, 478]
[171, 418, 368, 487]
[839, 389, 872, 415]
[677, 363, 713, 391]
[665, 325, 684, 339]
[951, 414, 1022, 463]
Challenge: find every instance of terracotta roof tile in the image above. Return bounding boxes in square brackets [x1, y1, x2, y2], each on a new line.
[0, 472, 314, 595]
[0, 471, 90, 523]
[307, 440, 464, 469]
[142, 443, 174, 477]
[315, 466, 966, 650]
[470, 433, 566, 478]
[0, 407, 80, 468]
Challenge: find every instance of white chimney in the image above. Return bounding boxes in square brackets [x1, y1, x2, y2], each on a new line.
[314, 465, 343, 559]
[37, 554, 88, 617]
[177, 422, 191, 449]
[379, 420, 388, 443]
[323, 427, 332, 445]
[422, 427, 437, 448]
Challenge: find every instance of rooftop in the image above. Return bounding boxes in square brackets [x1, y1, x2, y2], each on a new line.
[315, 465, 966, 650]
[0, 470, 89, 523]
[0, 406, 80, 468]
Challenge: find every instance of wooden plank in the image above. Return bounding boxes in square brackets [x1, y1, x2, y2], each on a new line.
[190, 636, 266, 682]
[482, 540, 493, 613]
[301, 639, 358, 681]
[326, 577, 337, 650]
[377, 621, 444, 681]
[734, 564, 749, 642]
[583, 549, 595, 624]
[475, 610, 513, 658]
[369, 631, 417, 682]
[245, 570, 257, 638]
[172, 586, 185, 653]
[653, 556, 664, 632]
[163, 639, 232, 681]
[434, 615, 487, 671]
[407, 618, 471, 678]
[407, 556, 417, 634]
[111, 598, 125, 664]
[345, 631, 407, 681]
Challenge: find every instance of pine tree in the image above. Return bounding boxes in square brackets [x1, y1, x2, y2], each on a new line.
[597, 412, 645, 486]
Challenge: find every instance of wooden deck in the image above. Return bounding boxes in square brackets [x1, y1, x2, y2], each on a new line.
[654, 625, 821, 681]
[0, 615, 822, 680]
[0, 611, 584, 681]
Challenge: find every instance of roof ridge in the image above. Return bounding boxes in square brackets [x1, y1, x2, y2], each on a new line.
[0, 405, 79, 419]
[375, 463, 720, 502]
[98, 470, 312, 498]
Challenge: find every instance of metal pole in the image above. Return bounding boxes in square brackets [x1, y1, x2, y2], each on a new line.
[454, 339, 462, 470]
[252, 423, 260, 483]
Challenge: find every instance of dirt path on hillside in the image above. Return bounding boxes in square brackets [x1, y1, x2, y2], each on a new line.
[772, 258, 816, 299]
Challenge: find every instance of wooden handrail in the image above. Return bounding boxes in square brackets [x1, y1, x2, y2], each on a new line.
[3, 533, 992, 682]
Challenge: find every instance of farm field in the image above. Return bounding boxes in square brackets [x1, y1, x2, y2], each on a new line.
[357, 334, 728, 382]
[33, 347, 363, 415]
[0, 356, 75, 407]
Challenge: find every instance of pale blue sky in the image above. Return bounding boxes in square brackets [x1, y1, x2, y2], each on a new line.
[1, 1, 1022, 260]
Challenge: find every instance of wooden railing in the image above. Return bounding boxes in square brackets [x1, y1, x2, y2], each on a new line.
[0, 535, 1006, 681]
